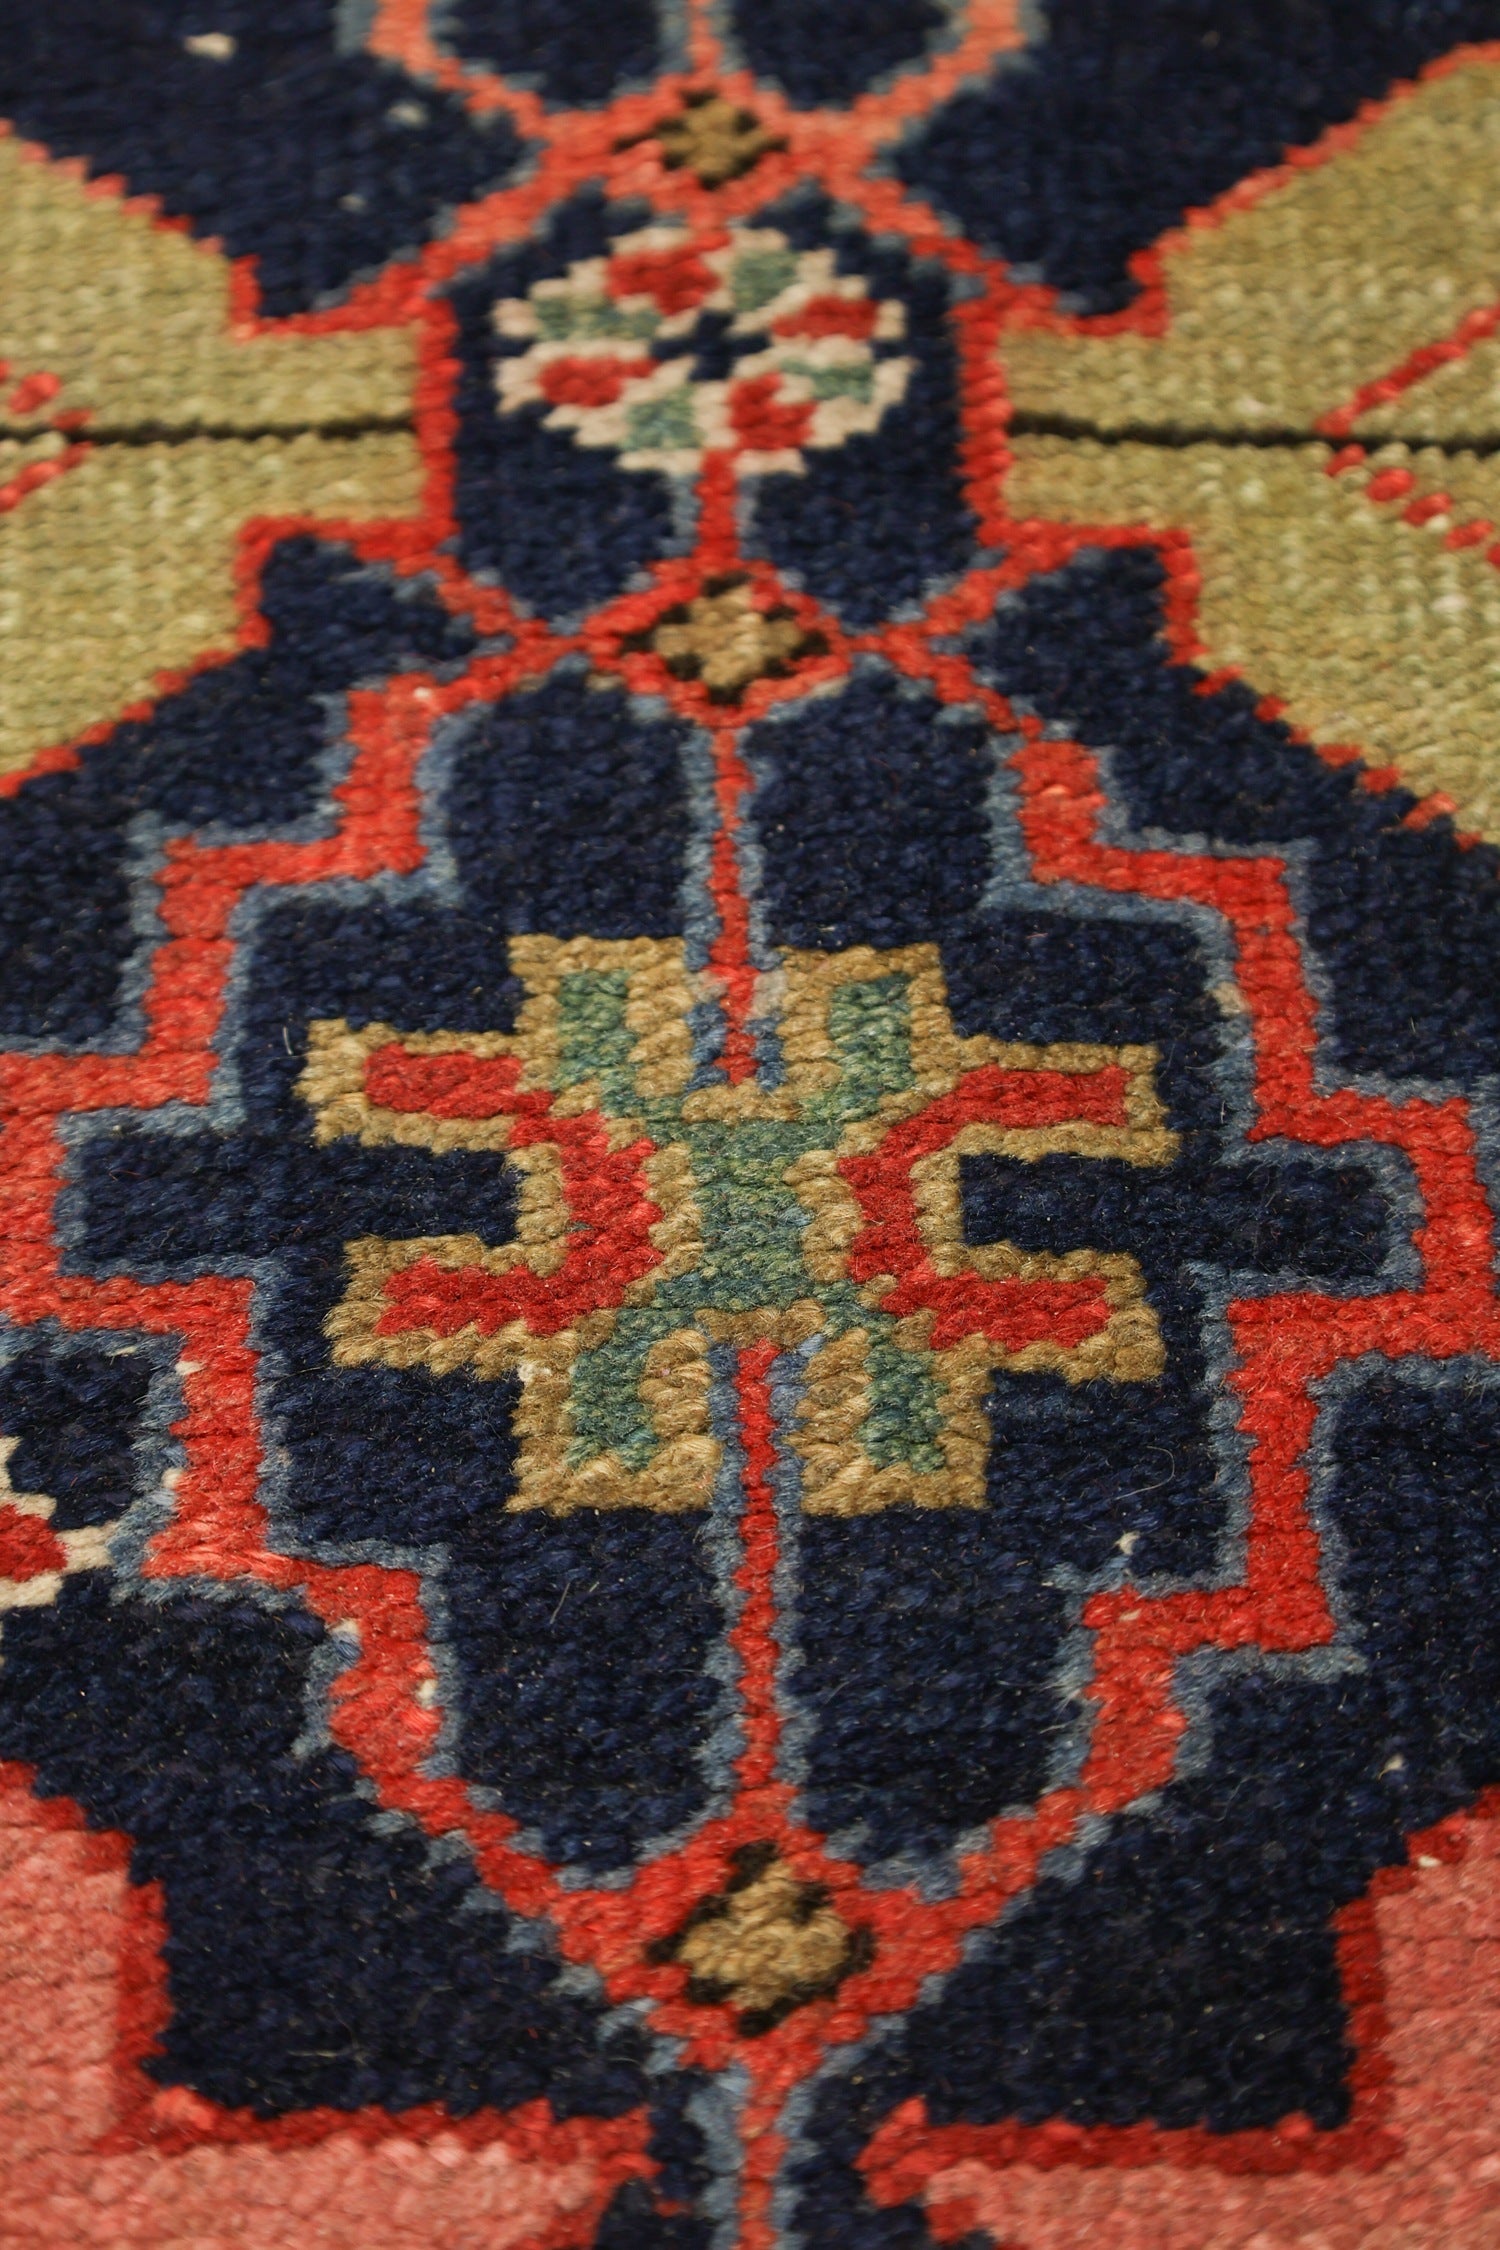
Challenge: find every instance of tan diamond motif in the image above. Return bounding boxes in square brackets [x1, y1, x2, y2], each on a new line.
[647, 1842, 874, 2034]
[650, 91, 786, 187]
[646, 576, 825, 701]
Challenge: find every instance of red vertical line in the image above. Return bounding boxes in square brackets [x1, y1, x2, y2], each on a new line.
[950, 279, 1010, 551]
[696, 445, 741, 571]
[684, 0, 724, 73]
[738, 2071, 788, 2250]
[707, 726, 760, 1083]
[729, 1338, 794, 2250]
[729, 1340, 784, 1799]
[693, 443, 762, 1082]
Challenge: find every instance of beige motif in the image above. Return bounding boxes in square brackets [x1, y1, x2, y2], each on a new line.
[643, 92, 786, 188]
[642, 575, 824, 700]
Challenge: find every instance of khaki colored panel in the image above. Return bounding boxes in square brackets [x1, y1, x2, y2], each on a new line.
[1006, 435, 1500, 840]
[1002, 57, 1500, 439]
[0, 134, 415, 434]
[1353, 331, 1500, 444]
[0, 430, 423, 773]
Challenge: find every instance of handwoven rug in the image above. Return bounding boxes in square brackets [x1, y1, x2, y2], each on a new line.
[5, 6, 1500, 2247]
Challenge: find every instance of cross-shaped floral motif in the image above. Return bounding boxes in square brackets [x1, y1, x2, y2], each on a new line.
[301, 937, 1175, 1515]
[491, 221, 913, 478]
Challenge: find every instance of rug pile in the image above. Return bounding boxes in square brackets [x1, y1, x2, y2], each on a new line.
[2, 4, 1500, 2245]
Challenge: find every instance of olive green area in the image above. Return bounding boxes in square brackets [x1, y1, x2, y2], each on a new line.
[996, 55, 1500, 840]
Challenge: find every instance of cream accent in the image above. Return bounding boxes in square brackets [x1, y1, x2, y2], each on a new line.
[0, 1436, 119, 1613]
[1007, 434, 1500, 841]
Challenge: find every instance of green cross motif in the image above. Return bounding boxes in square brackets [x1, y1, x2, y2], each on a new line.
[300, 935, 1175, 1514]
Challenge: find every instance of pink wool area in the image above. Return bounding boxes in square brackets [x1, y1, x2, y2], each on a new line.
[0, 1770, 650, 2247]
[867, 1808, 1500, 2248]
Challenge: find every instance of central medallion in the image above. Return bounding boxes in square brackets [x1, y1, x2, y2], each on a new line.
[299, 939, 1174, 1516]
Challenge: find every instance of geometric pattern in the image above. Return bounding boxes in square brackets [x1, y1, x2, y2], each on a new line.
[4, 5, 1500, 2246]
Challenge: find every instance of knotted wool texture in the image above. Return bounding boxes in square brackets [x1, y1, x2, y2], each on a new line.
[3, 5, 1500, 2246]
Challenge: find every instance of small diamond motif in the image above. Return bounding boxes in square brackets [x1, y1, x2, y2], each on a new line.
[647, 1843, 874, 2034]
[647, 91, 785, 188]
[640, 574, 826, 700]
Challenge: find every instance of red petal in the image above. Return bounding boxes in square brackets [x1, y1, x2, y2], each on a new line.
[729, 374, 814, 454]
[0, 1507, 65, 1581]
[538, 354, 655, 410]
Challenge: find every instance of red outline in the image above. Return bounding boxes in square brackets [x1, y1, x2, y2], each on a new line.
[841, 1065, 1138, 1349]
[6, 18, 1489, 829]
[358, 1045, 667, 1338]
[859, 1894, 1397, 2207]
[707, 723, 761, 1082]
[11, 608, 1486, 2225]
[2, 305, 1490, 2231]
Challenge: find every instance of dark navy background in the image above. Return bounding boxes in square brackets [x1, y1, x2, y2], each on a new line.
[3, 0, 1498, 316]
[445, 192, 970, 626]
[0, 536, 1495, 2233]
[2, 4, 1500, 2237]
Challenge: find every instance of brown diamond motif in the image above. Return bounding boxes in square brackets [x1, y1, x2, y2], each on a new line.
[640, 91, 786, 188]
[647, 1842, 874, 2035]
[633, 575, 826, 702]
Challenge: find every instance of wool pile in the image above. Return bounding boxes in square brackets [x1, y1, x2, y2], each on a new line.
[2, 4, 1500, 2245]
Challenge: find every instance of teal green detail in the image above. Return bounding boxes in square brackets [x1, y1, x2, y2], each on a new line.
[533, 968, 945, 1481]
[674, 1121, 811, 1314]
[535, 292, 660, 344]
[624, 386, 700, 454]
[729, 245, 798, 315]
[861, 1330, 947, 1473]
[556, 972, 637, 1107]
[566, 1307, 676, 1471]
[779, 357, 876, 404]
[816, 977, 914, 1128]
[490, 963, 1137, 1493]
